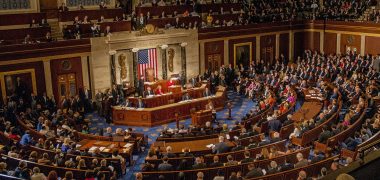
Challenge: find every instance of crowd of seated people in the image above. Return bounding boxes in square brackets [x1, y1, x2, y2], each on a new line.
[136, 48, 379, 179]
[320, 0, 370, 20]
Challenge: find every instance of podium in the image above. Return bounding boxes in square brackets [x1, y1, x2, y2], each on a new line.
[168, 85, 182, 94]
[191, 110, 212, 126]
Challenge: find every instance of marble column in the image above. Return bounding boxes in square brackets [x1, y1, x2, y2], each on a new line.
[181, 42, 188, 85]
[43, 60, 53, 97]
[109, 51, 116, 86]
[132, 49, 139, 88]
[161, 45, 168, 80]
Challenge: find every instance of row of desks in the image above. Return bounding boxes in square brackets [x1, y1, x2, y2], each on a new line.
[113, 86, 226, 127]
[129, 85, 205, 108]
[151, 137, 235, 154]
[291, 88, 324, 122]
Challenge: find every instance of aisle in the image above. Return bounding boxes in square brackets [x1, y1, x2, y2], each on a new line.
[87, 90, 256, 179]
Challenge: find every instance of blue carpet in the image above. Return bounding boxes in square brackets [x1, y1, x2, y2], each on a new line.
[87, 90, 256, 179]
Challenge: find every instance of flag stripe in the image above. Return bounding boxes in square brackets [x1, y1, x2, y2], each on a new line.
[137, 48, 158, 79]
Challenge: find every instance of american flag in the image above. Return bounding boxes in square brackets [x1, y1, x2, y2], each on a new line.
[138, 48, 158, 78]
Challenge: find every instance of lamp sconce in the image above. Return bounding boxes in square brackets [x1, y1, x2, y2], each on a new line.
[180, 42, 188, 47]
[160, 44, 168, 49]
[108, 50, 117, 55]
[132, 48, 140, 52]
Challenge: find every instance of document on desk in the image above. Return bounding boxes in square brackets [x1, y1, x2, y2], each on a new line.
[124, 143, 133, 148]
[206, 144, 215, 148]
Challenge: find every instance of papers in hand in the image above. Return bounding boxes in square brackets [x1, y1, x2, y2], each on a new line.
[206, 144, 215, 148]
[89, 146, 98, 152]
[123, 143, 133, 148]
[226, 134, 230, 140]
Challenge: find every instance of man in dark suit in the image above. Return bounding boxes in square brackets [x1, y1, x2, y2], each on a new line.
[318, 125, 332, 143]
[245, 163, 263, 178]
[136, 13, 146, 30]
[267, 116, 282, 132]
[58, 3, 69, 12]
[192, 157, 207, 169]
[138, 77, 145, 97]
[136, 97, 145, 108]
[203, 87, 212, 97]
[182, 92, 191, 101]
[157, 156, 173, 171]
[144, 87, 154, 97]
[209, 155, 223, 167]
[240, 151, 254, 164]
[122, 98, 132, 107]
[212, 136, 230, 154]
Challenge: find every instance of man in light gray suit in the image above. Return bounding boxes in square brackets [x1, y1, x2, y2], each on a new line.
[212, 136, 230, 154]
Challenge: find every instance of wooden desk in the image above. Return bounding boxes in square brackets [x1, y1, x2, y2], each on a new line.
[143, 79, 179, 92]
[78, 139, 133, 165]
[192, 110, 212, 126]
[113, 86, 226, 127]
[129, 86, 205, 108]
[291, 101, 323, 122]
[58, 8, 124, 22]
[151, 137, 235, 154]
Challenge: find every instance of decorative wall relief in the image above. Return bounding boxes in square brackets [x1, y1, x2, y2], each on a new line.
[118, 53, 127, 80]
[168, 48, 175, 72]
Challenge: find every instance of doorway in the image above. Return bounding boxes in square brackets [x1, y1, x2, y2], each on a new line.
[207, 54, 222, 73]
[57, 73, 77, 103]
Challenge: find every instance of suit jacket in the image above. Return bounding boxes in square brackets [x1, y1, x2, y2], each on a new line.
[157, 163, 173, 171]
[318, 130, 332, 143]
[294, 159, 309, 168]
[192, 163, 207, 169]
[212, 142, 230, 154]
[245, 168, 263, 178]
[182, 94, 191, 101]
[203, 89, 212, 97]
[209, 161, 223, 167]
[136, 101, 145, 108]
[144, 90, 154, 97]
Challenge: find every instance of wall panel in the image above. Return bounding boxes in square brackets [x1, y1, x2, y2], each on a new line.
[365, 36, 380, 55]
[293, 31, 320, 59]
[340, 34, 361, 54]
[228, 37, 256, 66]
[279, 33, 289, 61]
[324, 32, 337, 55]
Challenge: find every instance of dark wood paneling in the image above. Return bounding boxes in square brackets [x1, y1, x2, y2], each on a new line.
[0, 13, 46, 26]
[340, 34, 361, 54]
[204, 41, 224, 70]
[58, 8, 124, 22]
[260, 34, 276, 65]
[324, 32, 337, 55]
[228, 37, 256, 66]
[0, 27, 51, 42]
[293, 31, 320, 59]
[279, 33, 289, 60]
[365, 36, 380, 55]
[50, 57, 83, 102]
[0, 39, 91, 61]
[0, 61, 46, 96]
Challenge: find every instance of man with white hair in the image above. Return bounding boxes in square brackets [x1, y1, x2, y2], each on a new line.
[294, 153, 309, 168]
[283, 114, 294, 126]
[212, 136, 230, 154]
[162, 146, 176, 158]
